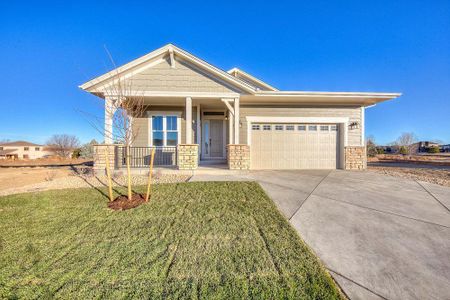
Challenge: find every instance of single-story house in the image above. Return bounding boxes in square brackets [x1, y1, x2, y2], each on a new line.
[410, 141, 440, 153]
[80, 44, 400, 171]
[0, 141, 53, 159]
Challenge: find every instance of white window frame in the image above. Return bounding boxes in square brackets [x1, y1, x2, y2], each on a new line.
[148, 111, 182, 147]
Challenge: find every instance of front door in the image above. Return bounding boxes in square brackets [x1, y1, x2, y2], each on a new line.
[202, 119, 224, 159]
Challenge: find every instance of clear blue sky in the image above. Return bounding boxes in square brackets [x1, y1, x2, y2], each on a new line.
[1, 1, 449, 145]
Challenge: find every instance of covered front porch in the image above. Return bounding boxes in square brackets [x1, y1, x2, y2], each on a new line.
[97, 93, 249, 172]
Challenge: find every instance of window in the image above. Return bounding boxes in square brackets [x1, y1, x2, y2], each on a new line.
[35, 147, 40, 151]
[263, 125, 271, 131]
[308, 125, 317, 131]
[275, 125, 284, 131]
[331, 125, 338, 131]
[320, 125, 329, 131]
[24, 147, 29, 151]
[23, 154, 29, 159]
[252, 124, 260, 130]
[0, 147, 3, 151]
[151, 115, 179, 146]
[297, 125, 306, 131]
[286, 125, 295, 131]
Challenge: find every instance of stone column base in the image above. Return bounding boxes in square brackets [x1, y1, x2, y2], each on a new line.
[93, 144, 119, 174]
[345, 146, 367, 170]
[177, 144, 199, 170]
[227, 144, 250, 170]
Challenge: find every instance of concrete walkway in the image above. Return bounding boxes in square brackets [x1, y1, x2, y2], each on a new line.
[190, 170, 450, 300]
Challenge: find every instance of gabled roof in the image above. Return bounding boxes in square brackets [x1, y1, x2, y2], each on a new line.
[228, 67, 278, 91]
[0, 141, 41, 147]
[80, 44, 257, 94]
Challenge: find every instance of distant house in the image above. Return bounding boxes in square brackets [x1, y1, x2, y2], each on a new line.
[410, 141, 440, 153]
[0, 141, 54, 159]
[441, 144, 450, 153]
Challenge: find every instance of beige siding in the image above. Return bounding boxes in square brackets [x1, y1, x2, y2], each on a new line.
[239, 106, 362, 146]
[131, 58, 241, 93]
[132, 106, 197, 147]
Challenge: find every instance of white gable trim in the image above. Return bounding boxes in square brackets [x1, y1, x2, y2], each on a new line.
[228, 67, 278, 91]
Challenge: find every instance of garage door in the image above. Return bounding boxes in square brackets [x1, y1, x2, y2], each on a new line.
[250, 123, 339, 169]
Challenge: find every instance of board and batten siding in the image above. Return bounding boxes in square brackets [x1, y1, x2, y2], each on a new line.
[130, 58, 242, 93]
[239, 106, 362, 146]
[132, 106, 197, 147]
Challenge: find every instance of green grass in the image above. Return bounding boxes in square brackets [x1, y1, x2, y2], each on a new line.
[0, 182, 343, 299]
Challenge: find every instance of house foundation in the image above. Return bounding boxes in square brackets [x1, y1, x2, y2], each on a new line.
[344, 146, 367, 170]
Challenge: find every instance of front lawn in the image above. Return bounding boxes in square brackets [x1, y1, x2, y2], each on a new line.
[0, 182, 343, 299]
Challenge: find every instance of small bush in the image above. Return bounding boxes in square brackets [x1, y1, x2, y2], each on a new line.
[376, 148, 385, 154]
[399, 146, 408, 155]
[72, 148, 82, 159]
[428, 146, 440, 153]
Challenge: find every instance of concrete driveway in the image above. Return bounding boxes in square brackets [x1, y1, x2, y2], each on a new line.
[190, 170, 450, 300]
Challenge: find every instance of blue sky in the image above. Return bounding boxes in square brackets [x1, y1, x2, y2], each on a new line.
[1, 0, 449, 145]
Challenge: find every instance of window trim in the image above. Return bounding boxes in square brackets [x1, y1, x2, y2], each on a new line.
[148, 111, 182, 147]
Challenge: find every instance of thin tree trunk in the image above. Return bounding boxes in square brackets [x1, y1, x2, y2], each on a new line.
[104, 145, 114, 202]
[145, 148, 156, 202]
[126, 146, 132, 200]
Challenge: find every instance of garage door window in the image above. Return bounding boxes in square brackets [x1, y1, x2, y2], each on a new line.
[320, 125, 329, 131]
[331, 125, 338, 131]
[263, 125, 271, 131]
[286, 125, 295, 131]
[252, 124, 260, 130]
[275, 125, 284, 131]
[298, 125, 306, 131]
[309, 125, 317, 131]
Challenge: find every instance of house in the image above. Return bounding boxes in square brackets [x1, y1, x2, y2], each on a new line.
[0, 141, 53, 159]
[80, 44, 400, 171]
[441, 144, 450, 152]
[410, 141, 440, 153]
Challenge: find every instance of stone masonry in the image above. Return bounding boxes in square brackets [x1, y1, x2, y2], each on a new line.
[93, 144, 119, 173]
[345, 146, 367, 170]
[227, 144, 250, 170]
[177, 144, 198, 170]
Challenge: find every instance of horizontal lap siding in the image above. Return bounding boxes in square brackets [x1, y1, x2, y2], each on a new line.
[240, 106, 362, 146]
[132, 106, 197, 147]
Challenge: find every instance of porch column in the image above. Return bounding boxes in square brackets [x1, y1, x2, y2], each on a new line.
[185, 97, 192, 144]
[228, 110, 234, 144]
[234, 97, 240, 144]
[104, 96, 116, 144]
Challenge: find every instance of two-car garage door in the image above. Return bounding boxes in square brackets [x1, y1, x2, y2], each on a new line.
[250, 123, 340, 169]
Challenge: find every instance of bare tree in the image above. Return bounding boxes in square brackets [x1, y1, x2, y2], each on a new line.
[366, 135, 377, 157]
[395, 132, 417, 154]
[81, 48, 148, 201]
[46, 134, 80, 157]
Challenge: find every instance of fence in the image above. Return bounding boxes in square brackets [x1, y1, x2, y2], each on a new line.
[117, 146, 177, 168]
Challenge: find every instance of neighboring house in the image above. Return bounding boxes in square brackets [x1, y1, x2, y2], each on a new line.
[410, 141, 440, 153]
[80, 44, 400, 171]
[440, 144, 450, 152]
[0, 141, 53, 159]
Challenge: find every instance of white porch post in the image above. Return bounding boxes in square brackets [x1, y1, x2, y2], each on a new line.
[185, 97, 192, 144]
[234, 97, 240, 144]
[196, 104, 201, 144]
[104, 96, 116, 144]
[228, 110, 234, 144]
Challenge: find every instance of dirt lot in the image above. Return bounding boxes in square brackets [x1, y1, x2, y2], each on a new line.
[0, 167, 73, 191]
[369, 163, 450, 187]
[0, 166, 189, 196]
[0, 157, 91, 167]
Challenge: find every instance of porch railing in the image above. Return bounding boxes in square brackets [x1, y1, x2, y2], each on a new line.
[117, 146, 177, 168]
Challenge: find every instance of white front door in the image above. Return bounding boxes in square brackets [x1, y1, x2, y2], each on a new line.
[202, 119, 225, 159]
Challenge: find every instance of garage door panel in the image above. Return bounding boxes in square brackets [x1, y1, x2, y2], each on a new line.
[251, 123, 339, 170]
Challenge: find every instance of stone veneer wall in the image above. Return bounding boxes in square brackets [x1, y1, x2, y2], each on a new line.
[177, 144, 198, 170]
[227, 144, 250, 170]
[93, 144, 119, 173]
[345, 146, 367, 170]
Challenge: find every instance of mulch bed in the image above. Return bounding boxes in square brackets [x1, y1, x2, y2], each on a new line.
[107, 193, 147, 210]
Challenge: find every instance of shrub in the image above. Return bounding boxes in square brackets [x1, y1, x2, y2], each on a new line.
[72, 148, 81, 159]
[399, 146, 408, 155]
[376, 148, 385, 154]
[428, 146, 440, 153]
